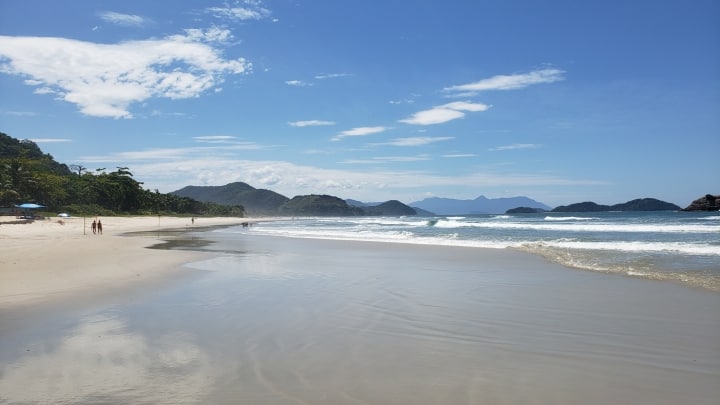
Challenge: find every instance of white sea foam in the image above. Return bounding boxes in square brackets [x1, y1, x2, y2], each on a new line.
[241, 225, 720, 256]
[522, 240, 720, 256]
[244, 226, 514, 249]
[429, 219, 718, 233]
[544, 216, 597, 221]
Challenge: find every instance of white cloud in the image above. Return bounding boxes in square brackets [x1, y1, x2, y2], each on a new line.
[444, 68, 564, 95]
[33, 87, 54, 95]
[285, 80, 312, 87]
[182, 27, 234, 44]
[206, 1, 271, 21]
[115, 155, 606, 203]
[289, 120, 335, 127]
[70, 144, 605, 202]
[98, 11, 149, 27]
[489, 143, 541, 151]
[332, 126, 388, 141]
[399, 101, 490, 125]
[376, 136, 454, 147]
[0, 32, 250, 119]
[441, 101, 490, 112]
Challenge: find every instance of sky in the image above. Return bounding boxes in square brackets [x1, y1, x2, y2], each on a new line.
[0, 0, 718, 207]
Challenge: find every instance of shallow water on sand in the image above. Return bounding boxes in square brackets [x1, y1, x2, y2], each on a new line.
[1, 233, 719, 404]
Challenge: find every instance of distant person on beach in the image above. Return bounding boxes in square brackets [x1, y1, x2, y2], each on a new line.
[191, 217, 195, 225]
[97, 220, 103, 235]
[91, 220, 97, 234]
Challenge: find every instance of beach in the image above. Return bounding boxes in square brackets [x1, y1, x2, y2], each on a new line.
[0, 215, 253, 308]
[1, 219, 719, 404]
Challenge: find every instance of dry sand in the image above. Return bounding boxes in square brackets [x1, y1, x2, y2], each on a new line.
[0, 215, 254, 308]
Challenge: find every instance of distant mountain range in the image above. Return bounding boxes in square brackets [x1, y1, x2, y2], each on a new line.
[409, 195, 551, 215]
[552, 198, 681, 212]
[172, 182, 419, 216]
[173, 181, 686, 217]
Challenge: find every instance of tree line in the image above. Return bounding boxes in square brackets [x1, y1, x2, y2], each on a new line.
[0, 133, 244, 217]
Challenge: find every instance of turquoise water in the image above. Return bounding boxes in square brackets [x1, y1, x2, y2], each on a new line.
[232, 211, 720, 291]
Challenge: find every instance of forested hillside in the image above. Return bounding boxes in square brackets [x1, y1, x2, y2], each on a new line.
[0, 132, 243, 216]
[173, 182, 289, 215]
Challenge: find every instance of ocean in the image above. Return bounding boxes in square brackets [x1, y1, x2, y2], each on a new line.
[235, 211, 720, 291]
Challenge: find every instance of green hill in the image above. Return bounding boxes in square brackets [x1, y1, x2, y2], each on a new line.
[278, 195, 365, 216]
[172, 182, 289, 215]
[362, 200, 417, 216]
[0, 132, 238, 216]
[552, 198, 680, 212]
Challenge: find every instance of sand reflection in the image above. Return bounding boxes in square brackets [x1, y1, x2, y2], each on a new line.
[0, 315, 211, 404]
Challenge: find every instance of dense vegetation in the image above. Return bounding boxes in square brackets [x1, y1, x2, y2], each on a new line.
[278, 194, 366, 216]
[0, 133, 244, 217]
[173, 182, 289, 216]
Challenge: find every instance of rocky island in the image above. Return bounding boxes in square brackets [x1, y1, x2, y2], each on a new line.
[682, 194, 720, 211]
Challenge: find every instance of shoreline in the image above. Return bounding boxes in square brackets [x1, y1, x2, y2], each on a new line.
[0, 215, 262, 308]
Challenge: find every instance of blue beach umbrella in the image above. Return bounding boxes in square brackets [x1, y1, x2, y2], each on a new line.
[15, 203, 45, 209]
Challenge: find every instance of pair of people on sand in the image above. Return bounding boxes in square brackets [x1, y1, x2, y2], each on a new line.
[91, 219, 103, 235]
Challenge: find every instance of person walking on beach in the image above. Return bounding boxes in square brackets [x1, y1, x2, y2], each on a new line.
[97, 219, 103, 235]
[91, 220, 97, 234]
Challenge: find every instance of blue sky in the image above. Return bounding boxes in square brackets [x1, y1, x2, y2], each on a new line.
[0, 0, 718, 207]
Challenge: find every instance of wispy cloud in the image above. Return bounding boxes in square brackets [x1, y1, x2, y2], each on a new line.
[443, 153, 476, 158]
[192, 135, 237, 143]
[332, 126, 389, 141]
[314, 72, 353, 80]
[489, 143, 542, 151]
[98, 11, 149, 27]
[285, 80, 312, 87]
[399, 101, 490, 125]
[206, 1, 271, 21]
[0, 31, 250, 119]
[375, 136, 454, 147]
[80, 143, 265, 163]
[3, 110, 37, 117]
[289, 120, 335, 127]
[444, 68, 564, 96]
[341, 155, 432, 164]
[29, 138, 72, 143]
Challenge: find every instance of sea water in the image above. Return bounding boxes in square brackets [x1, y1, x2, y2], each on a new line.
[235, 211, 720, 291]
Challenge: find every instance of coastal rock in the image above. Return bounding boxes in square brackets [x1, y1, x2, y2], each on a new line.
[505, 207, 546, 214]
[682, 194, 720, 211]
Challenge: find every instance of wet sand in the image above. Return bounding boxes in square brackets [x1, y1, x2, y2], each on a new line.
[1, 228, 719, 404]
